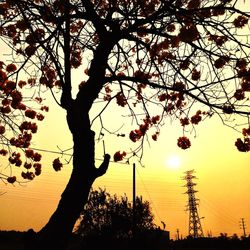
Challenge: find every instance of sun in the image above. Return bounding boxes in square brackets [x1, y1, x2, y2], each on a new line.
[166, 155, 181, 170]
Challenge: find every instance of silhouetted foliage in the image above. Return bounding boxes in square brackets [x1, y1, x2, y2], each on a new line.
[171, 235, 250, 250]
[75, 188, 156, 239]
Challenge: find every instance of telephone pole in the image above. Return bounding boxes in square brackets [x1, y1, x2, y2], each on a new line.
[176, 228, 180, 240]
[240, 218, 247, 237]
[182, 169, 204, 238]
[132, 163, 136, 237]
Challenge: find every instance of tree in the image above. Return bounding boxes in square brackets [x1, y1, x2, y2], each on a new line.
[0, 0, 250, 249]
[75, 188, 156, 239]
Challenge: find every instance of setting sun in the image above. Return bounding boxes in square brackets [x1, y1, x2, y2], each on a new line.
[166, 155, 181, 169]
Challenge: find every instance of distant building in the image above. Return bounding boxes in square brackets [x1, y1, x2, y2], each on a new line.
[136, 229, 170, 249]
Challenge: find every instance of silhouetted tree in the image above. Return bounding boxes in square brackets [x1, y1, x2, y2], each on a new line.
[75, 188, 156, 239]
[0, 0, 250, 249]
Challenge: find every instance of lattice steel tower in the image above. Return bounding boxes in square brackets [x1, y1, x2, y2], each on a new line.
[182, 169, 204, 238]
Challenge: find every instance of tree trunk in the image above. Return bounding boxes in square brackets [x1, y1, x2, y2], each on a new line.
[30, 105, 110, 250]
[29, 31, 115, 249]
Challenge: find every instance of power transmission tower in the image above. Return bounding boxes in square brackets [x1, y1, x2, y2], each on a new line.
[240, 218, 247, 237]
[182, 169, 204, 238]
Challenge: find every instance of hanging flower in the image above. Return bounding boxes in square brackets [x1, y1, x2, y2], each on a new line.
[0, 149, 8, 156]
[177, 136, 191, 149]
[0, 125, 5, 134]
[33, 163, 42, 176]
[180, 117, 190, 126]
[191, 69, 201, 80]
[24, 162, 32, 169]
[6, 63, 17, 73]
[113, 151, 126, 162]
[152, 133, 158, 141]
[7, 176, 16, 184]
[179, 25, 199, 43]
[53, 158, 63, 171]
[242, 127, 250, 136]
[190, 110, 202, 125]
[235, 138, 250, 152]
[25, 109, 37, 119]
[116, 92, 127, 107]
[129, 130, 142, 142]
[214, 56, 229, 69]
[233, 89, 245, 101]
[222, 104, 234, 114]
[233, 15, 248, 28]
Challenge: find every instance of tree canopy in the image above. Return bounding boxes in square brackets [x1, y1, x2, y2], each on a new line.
[0, 0, 250, 183]
[0, 0, 250, 249]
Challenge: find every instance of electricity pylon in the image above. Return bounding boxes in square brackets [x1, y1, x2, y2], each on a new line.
[240, 218, 247, 237]
[182, 169, 204, 238]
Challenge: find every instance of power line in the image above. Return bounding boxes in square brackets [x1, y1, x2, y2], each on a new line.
[136, 167, 163, 225]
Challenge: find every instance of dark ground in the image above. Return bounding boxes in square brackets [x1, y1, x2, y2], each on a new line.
[0, 230, 249, 250]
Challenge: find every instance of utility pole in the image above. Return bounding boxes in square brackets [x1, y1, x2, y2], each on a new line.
[176, 228, 180, 240]
[182, 169, 204, 238]
[240, 218, 247, 237]
[132, 163, 136, 237]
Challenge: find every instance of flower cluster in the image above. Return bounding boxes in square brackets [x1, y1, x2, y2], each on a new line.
[208, 33, 228, 47]
[177, 136, 191, 150]
[24, 109, 36, 119]
[191, 68, 201, 81]
[39, 65, 57, 88]
[113, 151, 126, 162]
[235, 58, 250, 92]
[179, 25, 199, 43]
[179, 110, 207, 146]
[158, 91, 186, 114]
[0, 56, 48, 184]
[222, 104, 234, 114]
[116, 92, 127, 107]
[19, 121, 37, 133]
[214, 56, 230, 69]
[10, 132, 32, 148]
[129, 115, 160, 142]
[180, 117, 190, 126]
[22, 162, 42, 179]
[70, 45, 82, 69]
[21, 171, 35, 180]
[152, 132, 159, 141]
[235, 138, 250, 152]
[25, 149, 42, 162]
[180, 59, 190, 70]
[235, 127, 250, 152]
[233, 89, 245, 101]
[103, 85, 112, 101]
[187, 0, 200, 9]
[53, 158, 63, 171]
[6, 63, 17, 72]
[7, 176, 16, 184]
[8, 152, 22, 166]
[190, 110, 202, 125]
[0, 149, 8, 156]
[233, 15, 248, 28]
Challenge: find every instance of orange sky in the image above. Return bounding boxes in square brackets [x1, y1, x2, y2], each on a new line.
[0, 0, 250, 240]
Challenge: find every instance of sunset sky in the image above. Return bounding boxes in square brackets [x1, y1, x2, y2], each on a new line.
[0, 0, 250, 240]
